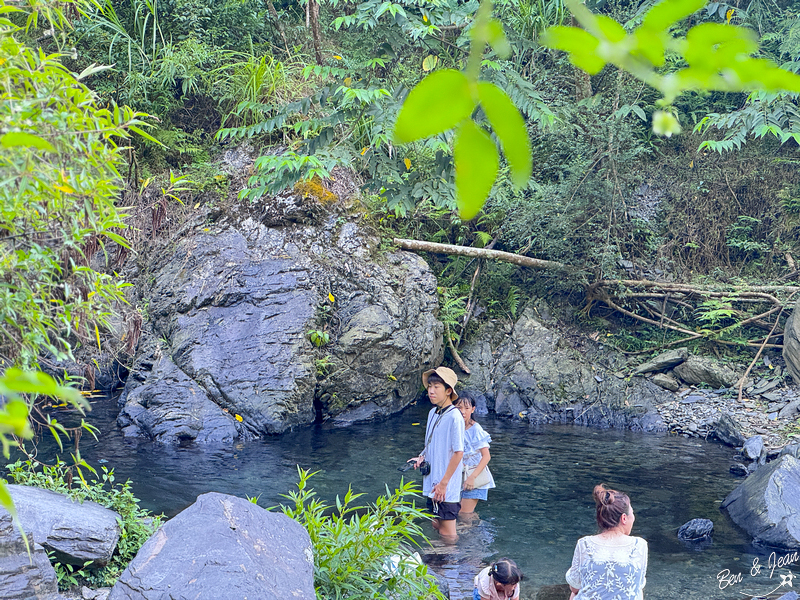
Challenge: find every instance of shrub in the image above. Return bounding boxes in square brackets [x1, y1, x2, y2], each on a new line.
[278, 467, 444, 600]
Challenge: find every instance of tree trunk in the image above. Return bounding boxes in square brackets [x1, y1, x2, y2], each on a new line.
[309, 0, 323, 65]
[267, 0, 290, 55]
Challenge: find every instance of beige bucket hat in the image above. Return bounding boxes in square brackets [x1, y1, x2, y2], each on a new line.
[421, 366, 458, 400]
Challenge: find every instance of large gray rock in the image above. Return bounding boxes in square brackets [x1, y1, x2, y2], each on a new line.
[721, 454, 800, 549]
[0, 510, 63, 600]
[108, 492, 314, 600]
[784, 298, 800, 384]
[3, 485, 120, 567]
[633, 348, 688, 375]
[460, 307, 670, 432]
[673, 355, 738, 388]
[712, 413, 746, 447]
[119, 209, 443, 441]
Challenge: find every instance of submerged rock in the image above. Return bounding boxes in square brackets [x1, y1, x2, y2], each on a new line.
[677, 518, 713, 541]
[109, 492, 314, 600]
[3, 484, 120, 567]
[721, 454, 800, 549]
[460, 307, 670, 431]
[119, 208, 442, 441]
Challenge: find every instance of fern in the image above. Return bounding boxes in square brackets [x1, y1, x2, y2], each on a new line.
[696, 90, 800, 153]
[507, 286, 521, 319]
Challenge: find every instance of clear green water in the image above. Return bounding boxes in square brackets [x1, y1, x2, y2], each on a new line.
[58, 398, 798, 599]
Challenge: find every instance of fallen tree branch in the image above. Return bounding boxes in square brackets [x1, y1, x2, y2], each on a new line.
[393, 238, 575, 273]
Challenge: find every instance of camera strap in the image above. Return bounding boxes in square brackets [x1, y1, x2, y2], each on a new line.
[423, 405, 455, 456]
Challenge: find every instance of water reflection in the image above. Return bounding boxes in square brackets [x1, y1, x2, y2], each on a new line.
[27, 397, 799, 600]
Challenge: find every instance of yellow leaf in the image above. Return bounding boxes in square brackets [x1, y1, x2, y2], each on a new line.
[360, 147, 368, 155]
[54, 184, 75, 194]
[726, 8, 734, 22]
[194, 203, 200, 209]
[328, 292, 335, 302]
[94, 323, 101, 352]
[344, 77, 352, 86]
[387, 374, 397, 381]
[87, 291, 95, 299]
[689, 160, 693, 168]
[411, 422, 420, 426]
[422, 14, 429, 23]
[333, 55, 343, 60]
[404, 158, 411, 170]
[235, 414, 243, 422]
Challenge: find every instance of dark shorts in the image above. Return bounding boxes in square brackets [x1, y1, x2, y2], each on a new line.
[427, 497, 461, 521]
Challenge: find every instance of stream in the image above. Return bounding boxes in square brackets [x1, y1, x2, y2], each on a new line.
[28, 396, 800, 600]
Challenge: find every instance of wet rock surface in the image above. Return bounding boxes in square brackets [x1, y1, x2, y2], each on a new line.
[677, 518, 714, 541]
[461, 307, 670, 431]
[119, 204, 442, 441]
[108, 492, 314, 600]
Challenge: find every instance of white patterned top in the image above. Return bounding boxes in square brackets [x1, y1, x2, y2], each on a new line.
[565, 535, 648, 600]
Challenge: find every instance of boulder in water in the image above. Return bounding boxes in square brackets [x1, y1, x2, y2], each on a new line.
[721, 454, 800, 549]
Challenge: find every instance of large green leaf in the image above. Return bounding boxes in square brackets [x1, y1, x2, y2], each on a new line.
[541, 27, 605, 74]
[0, 132, 55, 153]
[641, 0, 706, 32]
[393, 70, 475, 143]
[453, 121, 499, 221]
[477, 82, 531, 189]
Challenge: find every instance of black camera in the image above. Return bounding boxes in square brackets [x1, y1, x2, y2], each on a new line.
[419, 461, 431, 476]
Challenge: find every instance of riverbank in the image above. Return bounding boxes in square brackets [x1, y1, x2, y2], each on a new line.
[656, 382, 799, 449]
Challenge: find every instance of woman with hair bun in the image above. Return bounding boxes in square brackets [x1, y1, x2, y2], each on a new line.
[565, 484, 648, 600]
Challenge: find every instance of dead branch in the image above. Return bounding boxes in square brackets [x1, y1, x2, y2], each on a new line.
[445, 323, 470, 374]
[738, 307, 785, 403]
[393, 238, 575, 273]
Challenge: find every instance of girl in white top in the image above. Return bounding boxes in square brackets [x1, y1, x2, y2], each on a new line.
[455, 391, 495, 514]
[566, 484, 648, 600]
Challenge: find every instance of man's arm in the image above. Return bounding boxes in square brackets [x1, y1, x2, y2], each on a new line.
[432, 450, 463, 501]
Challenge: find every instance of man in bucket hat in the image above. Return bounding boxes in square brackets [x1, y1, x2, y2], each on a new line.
[406, 366, 464, 540]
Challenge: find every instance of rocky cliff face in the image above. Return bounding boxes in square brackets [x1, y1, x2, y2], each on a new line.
[460, 303, 669, 431]
[117, 200, 443, 443]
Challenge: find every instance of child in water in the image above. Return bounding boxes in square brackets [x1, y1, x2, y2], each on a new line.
[473, 558, 523, 600]
[456, 390, 495, 514]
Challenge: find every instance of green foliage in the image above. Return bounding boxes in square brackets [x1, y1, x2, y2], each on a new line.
[308, 329, 331, 347]
[6, 459, 163, 588]
[0, 8, 153, 368]
[278, 467, 444, 600]
[695, 91, 800, 152]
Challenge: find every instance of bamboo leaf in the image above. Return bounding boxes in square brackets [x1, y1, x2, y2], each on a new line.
[1, 132, 55, 153]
